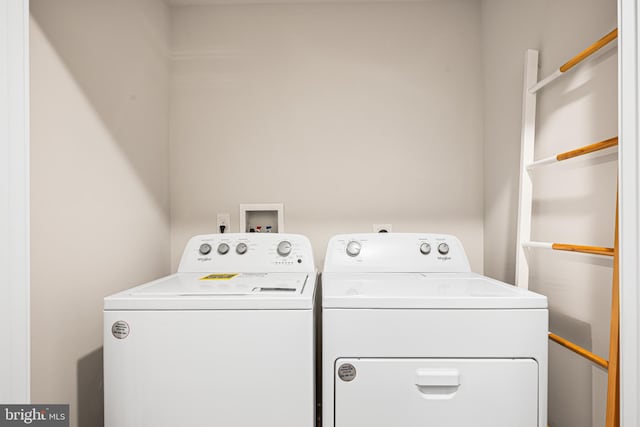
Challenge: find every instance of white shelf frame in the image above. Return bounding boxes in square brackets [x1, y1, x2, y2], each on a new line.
[515, 49, 539, 289]
[618, 0, 640, 425]
[0, 0, 30, 403]
[516, 31, 619, 290]
[517, 20, 635, 427]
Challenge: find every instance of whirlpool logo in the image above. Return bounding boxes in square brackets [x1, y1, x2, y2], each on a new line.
[0, 405, 68, 426]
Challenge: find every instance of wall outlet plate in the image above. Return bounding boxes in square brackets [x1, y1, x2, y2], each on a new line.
[373, 224, 392, 233]
[217, 213, 230, 233]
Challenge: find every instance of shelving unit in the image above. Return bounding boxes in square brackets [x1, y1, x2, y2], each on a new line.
[515, 29, 620, 427]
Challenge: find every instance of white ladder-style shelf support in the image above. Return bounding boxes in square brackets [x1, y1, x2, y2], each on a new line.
[526, 137, 619, 170]
[522, 241, 615, 257]
[515, 29, 621, 427]
[528, 29, 618, 94]
[516, 29, 618, 290]
[515, 49, 539, 289]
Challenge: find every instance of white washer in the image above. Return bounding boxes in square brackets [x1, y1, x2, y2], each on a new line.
[104, 233, 316, 427]
[322, 233, 548, 427]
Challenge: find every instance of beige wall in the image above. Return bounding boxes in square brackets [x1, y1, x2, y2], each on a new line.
[30, 1, 170, 426]
[481, 1, 617, 426]
[169, 0, 485, 271]
[30, 0, 618, 425]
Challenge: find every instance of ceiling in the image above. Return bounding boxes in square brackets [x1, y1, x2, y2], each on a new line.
[165, 0, 442, 5]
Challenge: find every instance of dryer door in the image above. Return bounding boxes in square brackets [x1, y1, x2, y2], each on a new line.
[334, 358, 538, 427]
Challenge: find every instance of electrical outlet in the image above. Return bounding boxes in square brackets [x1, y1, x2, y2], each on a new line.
[373, 224, 392, 233]
[217, 213, 230, 233]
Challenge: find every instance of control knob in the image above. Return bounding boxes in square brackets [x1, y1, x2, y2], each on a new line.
[277, 241, 292, 257]
[236, 242, 248, 255]
[199, 243, 212, 255]
[438, 243, 450, 255]
[217, 243, 230, 255]
[419, 243, 431, 255]
[346, 241, 361, 257]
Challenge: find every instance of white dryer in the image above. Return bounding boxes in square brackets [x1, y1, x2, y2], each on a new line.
[322, 233, 548, 427]
[104, 233, 316, 427]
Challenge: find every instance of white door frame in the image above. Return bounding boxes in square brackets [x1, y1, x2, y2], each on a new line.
[0, 0, 637, 416]
[619, 0, 640, 425]
[0, 0, 30, 403]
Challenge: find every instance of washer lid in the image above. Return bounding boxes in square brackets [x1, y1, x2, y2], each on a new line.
[322, 272, 547, 309]
[104, 272, 315, 310]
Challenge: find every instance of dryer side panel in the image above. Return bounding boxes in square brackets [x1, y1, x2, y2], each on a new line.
[322, 308, 548, 427]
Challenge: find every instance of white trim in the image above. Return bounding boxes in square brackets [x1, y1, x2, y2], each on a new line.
[521, 241, 554, 250]
[0, 0, 30, 403]
[526, 146, 618, 170]
[619, 0, 640, 425]
[515, 49, 539, 289]
[526, 154, 559, 169]
[528, 39, 618, 94]
[529, 69, 563, 94]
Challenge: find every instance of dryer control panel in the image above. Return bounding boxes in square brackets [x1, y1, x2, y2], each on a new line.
[178, 233, 315, 273]
[323, 233, 471, 273]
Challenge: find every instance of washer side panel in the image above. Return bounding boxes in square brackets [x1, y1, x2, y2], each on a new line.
[105, 309, 314, 427]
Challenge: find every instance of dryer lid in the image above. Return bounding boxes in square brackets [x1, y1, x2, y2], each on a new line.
[104, 272, 315, 310]
[322, 272, 547, 309]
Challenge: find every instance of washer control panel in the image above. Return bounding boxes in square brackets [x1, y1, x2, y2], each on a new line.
[324, 233, 471, 273]
[178, 233, 315, 273]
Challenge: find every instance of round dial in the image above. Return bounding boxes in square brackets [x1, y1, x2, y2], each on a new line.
[419, 242, 431, 255]
[236, 242, 248, 255]
[199, 243, 212, 255]
[438, 242, 450, 255]
[346, 241, 361, 257]
[277, 241, 292, 257]
[217, 243, 230, 255]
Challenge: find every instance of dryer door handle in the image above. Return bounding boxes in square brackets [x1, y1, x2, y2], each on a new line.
[415, 369, 460, 387]
[415, 369, 460, 399]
